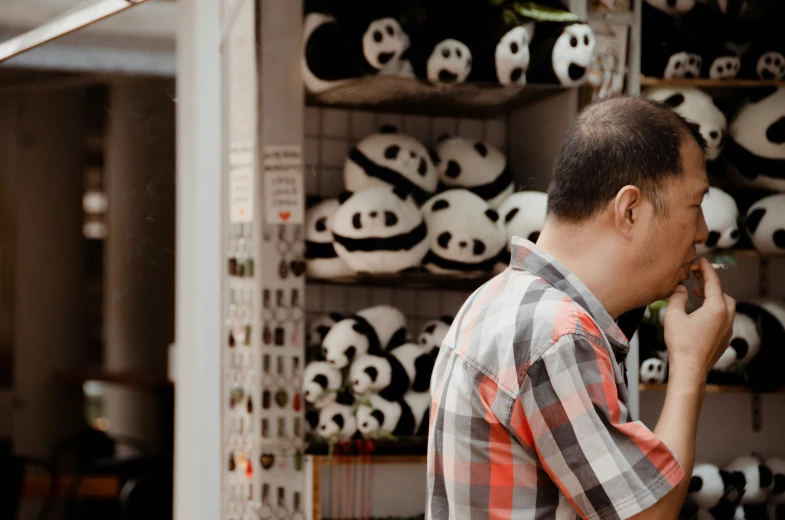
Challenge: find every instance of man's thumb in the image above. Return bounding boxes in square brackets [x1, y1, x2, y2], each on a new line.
[667, 284, 688, 313]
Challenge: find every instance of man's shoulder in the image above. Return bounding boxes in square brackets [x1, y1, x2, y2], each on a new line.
[441, 269, 605, 396]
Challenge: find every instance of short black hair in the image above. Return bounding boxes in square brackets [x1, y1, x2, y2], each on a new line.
[546, 95, 707, 222]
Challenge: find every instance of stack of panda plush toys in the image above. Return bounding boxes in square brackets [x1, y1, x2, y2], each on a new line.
[680, 454, 785, 520]
[642, 0, 785, 81]
[301, 305, 453, 443]
[302, 0, 599, 93]
[305, 124, 549, 280]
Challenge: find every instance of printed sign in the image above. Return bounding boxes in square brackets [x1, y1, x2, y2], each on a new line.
[263, 145, 304, 225]
[229, 142, 254, 223]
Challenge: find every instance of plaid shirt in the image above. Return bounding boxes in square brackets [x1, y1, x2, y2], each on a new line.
[426, 237, 684, 520]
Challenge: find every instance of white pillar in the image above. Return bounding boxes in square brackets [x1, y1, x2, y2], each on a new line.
[103, 78, 176, 453]
[11, 88, 86, 458]
[173, 0, 222, 518]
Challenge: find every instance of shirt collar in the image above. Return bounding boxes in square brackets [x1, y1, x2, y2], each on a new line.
[508, 236, 630, 359]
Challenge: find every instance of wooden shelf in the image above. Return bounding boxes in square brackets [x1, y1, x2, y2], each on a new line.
[307, 272, 490, 292]
[309, 454, 427, 465]
[305, 75, 568, 118]
[54, 368, 173, 390]
[641, 76, 785, 88]
[23, 472, 120, 499]
[640, 383, 785, 394]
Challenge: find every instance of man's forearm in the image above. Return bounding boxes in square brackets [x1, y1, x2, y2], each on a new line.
[629, 368, 706, 519]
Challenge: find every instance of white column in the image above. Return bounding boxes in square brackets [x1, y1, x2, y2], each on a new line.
[173, 0, 222, 518]
[11, 88, 86, 458]
[103, 78, 176, 452]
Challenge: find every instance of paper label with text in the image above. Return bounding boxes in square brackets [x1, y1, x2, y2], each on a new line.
[263, 145, 304, 225]
[229, 142, 254, 223]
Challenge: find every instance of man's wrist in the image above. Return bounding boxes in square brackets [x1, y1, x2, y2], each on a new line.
[666, 363, 708, 396]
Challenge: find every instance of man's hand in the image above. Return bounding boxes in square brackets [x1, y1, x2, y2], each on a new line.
[663, 257, 736, 381]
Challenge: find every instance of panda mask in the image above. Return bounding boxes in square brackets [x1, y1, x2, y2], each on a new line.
[343, 126, 438, 206]
[745, 194, 785, 256]
[697, 187, 739, 255]
[431, 136, 513, 209]
[330, 186, 430, 274]
[644, 87, 727, 161]
[305, 198, 355, 279]
[421, 189, 506, 277]
[725, 87, 785, 192]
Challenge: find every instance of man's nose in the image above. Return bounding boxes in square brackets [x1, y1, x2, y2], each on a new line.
[694, 207, 710, 245]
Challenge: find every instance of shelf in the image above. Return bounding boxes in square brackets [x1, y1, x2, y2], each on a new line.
[305, 75, 568, 118]
[641, 76, 785, 89]
[54, 368, 173, 390]
[310, 454, 427, 465]
[23, 472, 120, 499]
[640, 384, 785, 394]
[306, 436, 428, 457]
[307, 272, 490, 291]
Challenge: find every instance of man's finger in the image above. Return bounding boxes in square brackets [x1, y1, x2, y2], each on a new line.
[693, 286, 705, 299]
[666, 284, 689, 315]
[699, 257, 724, 302]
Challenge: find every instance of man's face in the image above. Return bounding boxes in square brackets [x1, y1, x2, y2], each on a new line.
[633, 138, 710, 302]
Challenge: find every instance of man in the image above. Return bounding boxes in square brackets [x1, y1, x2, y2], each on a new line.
[426, 96, 735, 520]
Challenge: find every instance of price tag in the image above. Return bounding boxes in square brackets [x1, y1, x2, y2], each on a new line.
[229, 142, 254, 223]
[263, 145, 304, 225]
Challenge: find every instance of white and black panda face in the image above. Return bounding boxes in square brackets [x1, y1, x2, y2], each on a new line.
[321, 317, 371, 369]
[306, 199, 338, 244]
[663, 52, 701, 79]
[756, 51, 785, 81]
[552, 24, 595, 86]
[498, 191, 548, 248]
[727, 87, 785, 191]
[348, 354, 391, 396]
[361, 18, 407, 71]
[640, 358, 667, 384]
[709, 55, 741, 80]
[713, 313, 760, 372]
[427, 39, 472, 84]
[330, 186, 429, 274]
[697, 187, 739, 255]
[355, 394, 401, 438]
[644, 87, 726, 160]
[495, 26, 530, 85]
[306, 312, 342, 347]
[644, 0, 697, 16]
[745, 194, 785, 256]
[689, 464, 735, 509]
[305, 199, 355, 279]
[422, 190, 506, 275]
[418, 318, 451, 354]
[302, 361, 343, 408]
[726, 455, 774, 504]
[316, 402, 357, 441]
[343, 128, 438, 204]
[431, 136, 512, 209]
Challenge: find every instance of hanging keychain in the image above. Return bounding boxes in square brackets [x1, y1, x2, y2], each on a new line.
[289, 225, 306, 277]
[292, 416, 304, 471]
[274, 488, 289, 520]
[274, 356, 289, 408]
[228, 226, 238, 276]
[274, 290, 287, 346]
[289, 289, 303, 347]
[290, 356, 302, 412]
[257, 484, 273, 520]
[260, 418, 275, 470]
[277, 226, 290, 279]
[289, 492, 306, 520]
[262, 289, 273, 345]
[262, 354, 271, 410]
[277, 417, 291, 470]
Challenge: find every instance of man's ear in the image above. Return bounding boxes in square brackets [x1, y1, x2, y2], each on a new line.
[612, 185, 643, 237]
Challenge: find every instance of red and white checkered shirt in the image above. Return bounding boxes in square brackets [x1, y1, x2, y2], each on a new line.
[426, 237, 684, 520]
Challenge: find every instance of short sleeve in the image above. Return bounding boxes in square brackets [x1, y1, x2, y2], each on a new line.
[510, 333, 684, 520]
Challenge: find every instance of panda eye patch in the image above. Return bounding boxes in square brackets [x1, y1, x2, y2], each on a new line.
[384, 211, 398, 226]
[431, 199, 450, 212]
[332, 414, 344, 429]
[473, 240, 486, 255]
[584, 35, 589, 46]
[456, 47, 462, 58]
[766, 117, 785, 144]
[384, 145, 401, 160]
[352, 212, 362, 229]
[314, 374, 328, 388]
[445, 160, 461, 178]
[438, 232, 452, 248]
[570, 36, 578, 47]
[442, 47, 450, 58]
[386, 24, 394, 36]
[315, 217, 327, 232]
[424, 324, 436, 334]
[510, 41, 519, 54]
[373, 31, 382, 43]
[505, 208, 519, 223]
[418, 158, 428, 176]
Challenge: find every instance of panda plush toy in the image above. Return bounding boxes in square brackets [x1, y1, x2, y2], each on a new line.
[767, 458, 785, 519]
[725, 87, 785, 193]
[739, 39, 785, 81]
[643, 87, 727, 161]
[343, 126, 438, 206]
[709, 311, 761, 386]
[696, 187, 740, 255]
[641, 1, 702, 80]
[418, 316, 452, 356]
[421, 189, 506, 277]
[302, 360, 346, 409]
[348, 342, 434, 401]
[305, 198, 356, 279]
[430, 135, 513, 209]
[306, 312, 344, 349]
[355, 391, 431, 438]
[494, 190, 548, 272]
[729, 300, 785, 393]
[330, 186, 430, 275]
[321, 304, 408, 369]
[682, 463, 746, 520]
[726, 455, 775, 520]
[528, 21, 596, 86]
[465, 6, 534, 86]
[313, 402, 360, 442]
[745, 194, 785, 256]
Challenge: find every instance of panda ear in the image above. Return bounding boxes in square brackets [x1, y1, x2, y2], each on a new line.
[745, 208, 767, 234]
[748, 86, 777, 103]
[431, 199, 450, 212]
[440, 315, 453, 325]
[305, 194, 324, 210]
[379, 124, 398, 134]
[485, 209, 499, 222]
[662, 93, 685, 108]
[436, 133, 451, 143]
[428, 147, 441, 166]
[328, 311, 344, 322]
[424, 324, 436, 334]
[338, 190, 353, 205]
[505, 207, 520, 223]
[391, 184, 410, 201]
[688, 475, 703, 493]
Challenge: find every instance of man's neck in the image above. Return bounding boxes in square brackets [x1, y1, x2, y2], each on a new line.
[534, 221, 631, 320]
